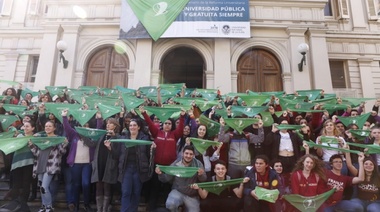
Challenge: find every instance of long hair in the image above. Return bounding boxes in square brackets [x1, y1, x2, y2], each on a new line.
[363, 157, 380, 187]
[106, 118, 120, 133]
[321, 119, 340, 137]
[292, 154, 327, 182]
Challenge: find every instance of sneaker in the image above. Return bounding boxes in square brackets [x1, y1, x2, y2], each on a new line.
[37, 205, 45, 212]
[83, 204, 94, 212]
[45, 206, 54, 212]
[68, 203, 76, 212]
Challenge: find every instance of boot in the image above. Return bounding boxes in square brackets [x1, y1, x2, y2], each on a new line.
[96, 196, 103, 212]
[102, 196, 111, 212]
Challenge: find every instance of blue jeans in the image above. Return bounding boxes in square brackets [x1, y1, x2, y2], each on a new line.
[63, 166, 74, 204]
[166, 189, 200, 212]
[326, 199, 380, 212]
[38, 173, 54, 207]
[121, 164, 142, 212]
[71, 163, 92, 206]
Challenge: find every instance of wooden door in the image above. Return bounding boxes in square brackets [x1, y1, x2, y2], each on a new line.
[86, 47, 129, 88]
[237, 49, 282, 92]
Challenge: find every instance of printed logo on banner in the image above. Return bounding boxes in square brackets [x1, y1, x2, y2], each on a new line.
[222, 25, 230, 34]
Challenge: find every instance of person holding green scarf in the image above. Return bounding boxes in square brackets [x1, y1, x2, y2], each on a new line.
[28, 120, 68, 212]
[156, 145, 207, 212]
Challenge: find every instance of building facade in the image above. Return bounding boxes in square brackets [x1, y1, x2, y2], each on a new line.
[1, 0, 380, 99]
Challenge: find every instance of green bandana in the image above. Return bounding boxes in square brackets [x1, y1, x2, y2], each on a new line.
[275, 124, 303, 131]
[99, 88, 119, 96]
[110, 139, 152, 148]
[255, 187, 280, 203]
[283, 189, 335, 212]
[195, 89, 218, 101]
[320, 136, 340, 144]
[173, 97, 202, 106]
[156, 165, 199, 178]
[70, 109, 97, 127]
[247, 90, 284, 97]
[347, 143, 380, 154]
[30, 137, 66, 150]
[0, 131, 15, 139]
[44, 103, 82, 123]
[224, 118, 259, 134]
[296, 89, 322, 101]
[239, 95, 269, 107]
[337, 113, 371, 128]
[341, 98, 375, 107]
[144, 106, 180, 122]
[289, 108, 324, 113]
[126, 0, 190, 41]
[2, 104, 27, 115]
[159, 83, 184, 90]
[194, 99, 220, 111]
[0, 115, 19, 130]
[260, 112, 275, 127]
[20, 88, 39, 99]
[85, 96, 121, 109]
[349, 130, 370, 140]
[229, 106, 267, 118]
[18, 109, 37, 119]
[97, 104, 122, 119]
[195, 178, 244, 195]
[75, 127, 107, 140]
[0, 136, 32, 155]
[45, 86, 67, 97]
[0, 96, 13, 104]
[0, 79, 19, 86]
[304, 141, 360, 154]
[114, 86, 136, 94]
[189, 138, 219, 155]
[312, 97, 337, 104]
[138, 86, 157, 97]
[121, 94, 146, 111]
[199, 115, 221, 138]
[322, 104, 349, 113]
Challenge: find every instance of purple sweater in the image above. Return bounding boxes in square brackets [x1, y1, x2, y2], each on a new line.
[62, 116, 96, 166]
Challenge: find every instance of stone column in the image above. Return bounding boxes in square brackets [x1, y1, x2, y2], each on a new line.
[133, 39, 152, 88]
[214, 39, 232, 93]
[3, 53, 19, 81]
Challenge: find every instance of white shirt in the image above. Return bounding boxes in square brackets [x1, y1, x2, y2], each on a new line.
[279, 132, 294, 152]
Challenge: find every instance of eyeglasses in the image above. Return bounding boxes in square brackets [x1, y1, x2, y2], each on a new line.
[164, 122, 172, 125]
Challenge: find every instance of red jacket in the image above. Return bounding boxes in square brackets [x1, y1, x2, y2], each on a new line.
[143, 112, 184, 165]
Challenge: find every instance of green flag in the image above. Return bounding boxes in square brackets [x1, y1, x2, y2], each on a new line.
[126, 0, 190, 41]
[338, 113, 371, 128]
[224, 118, 259, 134]
[194, 99, 220, 111]
[121, 94, 145, 111]
[18, 109, 37, 119]
[0, 96, 13, 104]
[289, 108, 324, 113]
[260, 112, 275, 127]
[195, 89, 218, 101]
[145, 106, 180, 122]
[322, 104, 349, 114]
[45, 86, 67, 97]
[2, 104, 27, 114]
[275, 124, 303, 131]
[157, 165, 199, 178]
[138, 86, 157, 97]
[349, 129, 370, 140]
[189, 138, 219, 155]
[239, 95, 269, 107]
[0, 136, 31, 155]
[173, 97, 201, 106]
[319, 136, 340, 144]
[0, 115, 19, 130]
[199, 115, 221, 138]
[21, 88, 39, 99]
[110, 139, 152, 148]
[229, 106, 267, 118]
[97, 104, 122, 120]
[114, 86, 136, 94]
[283, 189, 335, 212]
[0, 79, 19, 86]
[341, 98, 375, 107]
[255, 187, 280, 203]
[0, 131, 15, 139]
[44, 103, 82, 123]
[347, 142, 380, 154]
[305, 141, 360, 154]
[195, 178, 244, 195]
[296, 89, 322, 101]
[312, 97, 337, 104]
[85, 95, 121, 109]
[70, 109, 97, 127]
[75, 127, 107, 140]
[30, 137, 66, 150]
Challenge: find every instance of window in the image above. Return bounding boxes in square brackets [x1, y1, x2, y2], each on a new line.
[26, 56, 39, 83]
[329, 60, 347, 88]
[365, 0, 379, 20]
[334, 0, 350, 19]
[324, 0, 333, 16]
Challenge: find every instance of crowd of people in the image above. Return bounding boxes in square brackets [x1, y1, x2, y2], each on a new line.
[0, 83, 380, 212]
